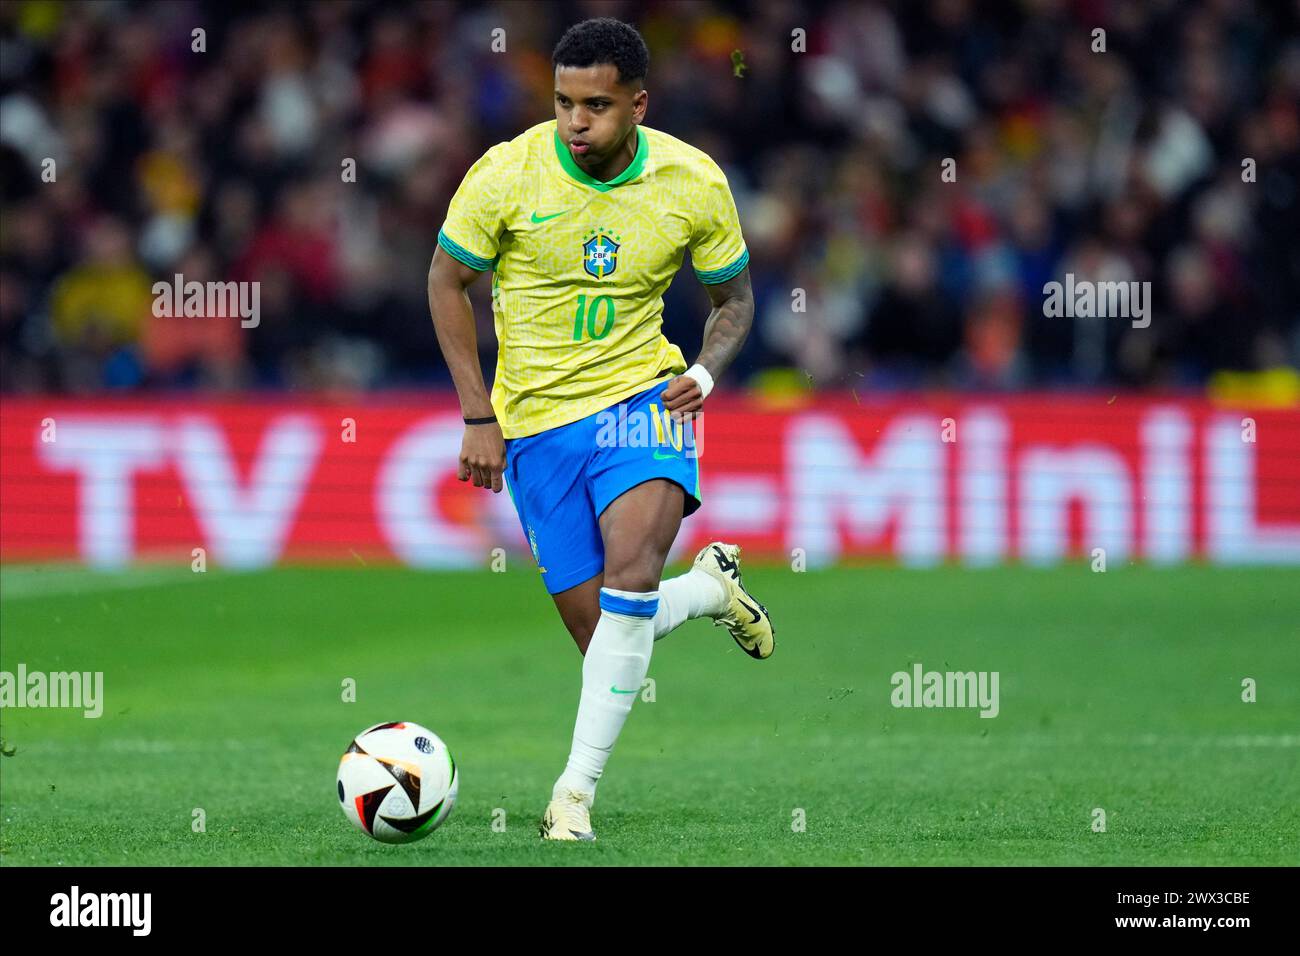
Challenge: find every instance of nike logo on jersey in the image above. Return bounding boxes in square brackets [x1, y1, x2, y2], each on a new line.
[610, 685, 639, 694]
[530, 209, 570, 223]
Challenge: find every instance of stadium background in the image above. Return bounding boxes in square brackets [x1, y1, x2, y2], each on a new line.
[2, 0, 1298, 566]
[0, 0, 1298, 868]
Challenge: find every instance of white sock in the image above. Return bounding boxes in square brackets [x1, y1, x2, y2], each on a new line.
[653, 568, 728, 641]
[553, 587, 658, 804]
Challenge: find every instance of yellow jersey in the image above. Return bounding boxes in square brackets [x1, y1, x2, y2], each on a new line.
[437, 119, 748, 438]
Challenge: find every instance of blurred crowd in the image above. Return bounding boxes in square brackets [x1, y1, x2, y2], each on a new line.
[1, 0, 1298, 395]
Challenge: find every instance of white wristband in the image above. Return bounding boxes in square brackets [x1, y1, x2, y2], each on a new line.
[683, 363, 715, 399]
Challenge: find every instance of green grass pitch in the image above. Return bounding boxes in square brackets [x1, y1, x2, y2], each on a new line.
[1, 562, 1297, 866]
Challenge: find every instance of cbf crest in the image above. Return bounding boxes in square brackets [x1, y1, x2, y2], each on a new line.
[582, 228, 622, 279]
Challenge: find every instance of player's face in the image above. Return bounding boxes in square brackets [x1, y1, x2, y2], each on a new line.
[554, 64, 646, 172]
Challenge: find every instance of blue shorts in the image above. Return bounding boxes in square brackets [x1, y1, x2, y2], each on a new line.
[503, 379, 702, 594]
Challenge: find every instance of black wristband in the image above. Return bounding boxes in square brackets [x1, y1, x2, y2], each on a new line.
[463, 414, 497, 425]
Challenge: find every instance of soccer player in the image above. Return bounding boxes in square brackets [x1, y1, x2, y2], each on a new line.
[428, 17, 774, 842]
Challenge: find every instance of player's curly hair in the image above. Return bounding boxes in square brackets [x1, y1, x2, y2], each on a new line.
[552, 17, 649, 86]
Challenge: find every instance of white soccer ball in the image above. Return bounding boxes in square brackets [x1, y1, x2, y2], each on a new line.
[337, 721, 459, 843]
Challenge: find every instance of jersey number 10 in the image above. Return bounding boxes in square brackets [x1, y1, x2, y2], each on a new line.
[572, 294, 616, 341]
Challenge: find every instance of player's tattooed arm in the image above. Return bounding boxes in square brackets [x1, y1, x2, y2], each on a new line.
[428, 246, 506, 493]
[696, 267, 755, 378]
[662, 267, 754, 421]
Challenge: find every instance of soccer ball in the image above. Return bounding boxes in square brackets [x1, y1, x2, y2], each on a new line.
[337, 721, 459, 843]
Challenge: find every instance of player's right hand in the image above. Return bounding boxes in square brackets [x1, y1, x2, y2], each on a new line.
[458, 422, 506, 492]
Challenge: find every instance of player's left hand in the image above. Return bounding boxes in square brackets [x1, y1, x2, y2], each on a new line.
[661, 375, 704, 423]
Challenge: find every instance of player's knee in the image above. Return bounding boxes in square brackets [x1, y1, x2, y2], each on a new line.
[601, 565, 660, 594]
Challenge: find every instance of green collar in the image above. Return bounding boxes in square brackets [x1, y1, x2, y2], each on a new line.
[553, 125, 648, 191]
